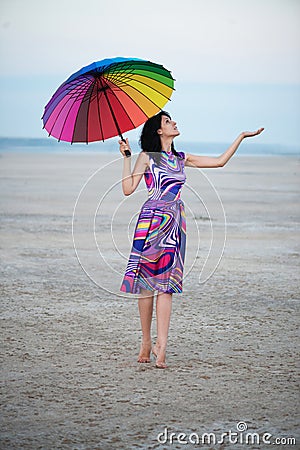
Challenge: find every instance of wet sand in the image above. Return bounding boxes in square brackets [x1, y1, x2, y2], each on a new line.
[1, 151, 299, 449]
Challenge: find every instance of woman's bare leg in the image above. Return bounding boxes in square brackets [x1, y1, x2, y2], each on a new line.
[137, 288, 154, 362]
[153, 292, 172, 368]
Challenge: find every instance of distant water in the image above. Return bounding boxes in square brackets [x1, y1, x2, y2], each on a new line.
[0, 137, 299, 156]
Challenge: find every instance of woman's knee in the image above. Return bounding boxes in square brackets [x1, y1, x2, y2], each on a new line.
[139, 288, 154, 300]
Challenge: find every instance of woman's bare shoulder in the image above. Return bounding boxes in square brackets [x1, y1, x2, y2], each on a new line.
[138, 150, 150, 168]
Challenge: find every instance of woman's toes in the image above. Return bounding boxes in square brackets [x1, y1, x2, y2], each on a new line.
[152, 345, 167, 368]
[138, 357, 151, 363]
[137, 341, 151, 363]
[155, 361, 167, 369]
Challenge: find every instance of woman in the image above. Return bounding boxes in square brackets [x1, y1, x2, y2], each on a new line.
[119, 111, 264, 369]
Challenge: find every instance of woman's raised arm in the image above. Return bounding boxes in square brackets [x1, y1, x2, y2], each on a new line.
[119, 138, 149, 196]
[185, 128, 264, 168]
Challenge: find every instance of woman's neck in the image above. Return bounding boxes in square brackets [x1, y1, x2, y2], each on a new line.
[160, 136, 173, 153]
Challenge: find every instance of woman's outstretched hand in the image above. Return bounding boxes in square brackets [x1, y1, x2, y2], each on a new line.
[119, 138, 132, 157]
[241, 128, 264, 138]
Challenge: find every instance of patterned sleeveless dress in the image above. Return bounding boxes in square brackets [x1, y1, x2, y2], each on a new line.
[120, 149, 187, 294]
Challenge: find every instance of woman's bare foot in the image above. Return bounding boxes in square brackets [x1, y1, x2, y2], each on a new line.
[137, 340, 151, 363]
[152, 343, 167, 369]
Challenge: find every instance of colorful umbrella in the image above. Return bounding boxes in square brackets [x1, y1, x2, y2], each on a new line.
[42, 57, 175, 154]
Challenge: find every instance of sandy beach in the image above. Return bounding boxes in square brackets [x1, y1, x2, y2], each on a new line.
[1, 150, 299, 449]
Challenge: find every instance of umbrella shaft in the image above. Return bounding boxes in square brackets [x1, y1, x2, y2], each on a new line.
[100, 82, 130, 156]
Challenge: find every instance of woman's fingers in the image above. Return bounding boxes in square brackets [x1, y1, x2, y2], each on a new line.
[119, 138, 131, 156]
[242, 128, 264, 138]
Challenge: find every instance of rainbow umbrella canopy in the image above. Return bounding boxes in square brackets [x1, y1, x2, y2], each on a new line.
[42, 57, 175, 146]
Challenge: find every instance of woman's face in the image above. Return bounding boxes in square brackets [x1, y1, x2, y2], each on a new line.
[158, 115, 180, 138]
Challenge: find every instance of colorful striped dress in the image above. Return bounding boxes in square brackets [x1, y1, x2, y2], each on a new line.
[120, 149, 187, 294]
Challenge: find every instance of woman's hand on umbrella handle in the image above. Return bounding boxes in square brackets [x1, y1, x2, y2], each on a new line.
[241, 128, 265, 139]
[119, 138, 131, 157]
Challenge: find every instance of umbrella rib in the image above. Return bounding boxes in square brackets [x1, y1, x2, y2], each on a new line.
[111, 79, 173, 113]
[46, 79, 90, 139]
[47, 96, 74, 139]
[57, 81, 91, 142]
[106, 82, 149, 127]
[111, 71, 174, 88]
[105, 71, 174, 104]
[94, 77, 148, 132]
[104, 61, 137, 83]
[106, 65, 174, 89]
[106, 82, 136, 133]
[96, 84, 104, 142]
[83, 81, 93, 144]
[122, 75, 174, 101]
[100, 78, 123, 139]
[106, 61, 173, 87]
[72, 80, 100, 143]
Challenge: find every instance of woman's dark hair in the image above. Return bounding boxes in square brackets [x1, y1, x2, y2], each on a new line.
[139, 111, 182, 165]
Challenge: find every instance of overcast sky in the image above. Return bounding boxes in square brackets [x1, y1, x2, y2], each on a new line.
[0, 0, 299, 146]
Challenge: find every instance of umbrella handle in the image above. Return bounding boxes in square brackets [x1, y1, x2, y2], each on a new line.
[121, 136, 131, 157]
